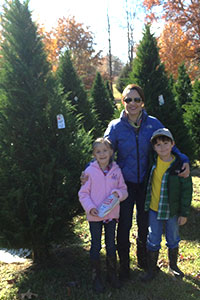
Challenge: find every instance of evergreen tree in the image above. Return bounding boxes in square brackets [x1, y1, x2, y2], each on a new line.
[90, 72, 115, 137]
[183, 80, 200, 159]
[128, 24, 193, 157]
[105, 80, 115, 105]
[168, 74, 175, 92]
[56, 50, 95, 132]
[0, 0, 92, 262]
[173, 63, 193, 112]
[129, 24, 169, 119]
[116, 62, 132, 93]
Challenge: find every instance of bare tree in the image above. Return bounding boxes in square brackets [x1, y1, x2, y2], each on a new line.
[125, 0, 144, 65]
[107, 10, 113, 91]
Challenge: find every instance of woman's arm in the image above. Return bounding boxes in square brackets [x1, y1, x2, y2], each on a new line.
[172, 145, 190, 178]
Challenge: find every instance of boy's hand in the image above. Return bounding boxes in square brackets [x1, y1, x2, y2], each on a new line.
[178, 162, 190, 178]
[178, 216, 187, 226]
[90, 208, 98, 216]
[80, 172, 89, 185]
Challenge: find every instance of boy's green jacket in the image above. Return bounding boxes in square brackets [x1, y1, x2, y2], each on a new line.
[145, 151, 193, 218]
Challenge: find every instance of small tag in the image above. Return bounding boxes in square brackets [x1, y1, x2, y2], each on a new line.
[57, 114, 65, 129]
[158, 95, 165, 106]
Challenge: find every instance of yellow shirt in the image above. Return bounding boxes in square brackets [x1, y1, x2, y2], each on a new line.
[150, 155, 175, 211]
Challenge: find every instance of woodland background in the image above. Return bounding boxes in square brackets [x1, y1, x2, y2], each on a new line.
[0, 1, 200, 299]
[0, 0, 199, 262]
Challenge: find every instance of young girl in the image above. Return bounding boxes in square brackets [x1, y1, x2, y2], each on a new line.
[78, 137, 128, 293]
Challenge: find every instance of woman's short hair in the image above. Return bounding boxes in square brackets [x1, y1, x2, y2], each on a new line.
[122, 84, 145, 103]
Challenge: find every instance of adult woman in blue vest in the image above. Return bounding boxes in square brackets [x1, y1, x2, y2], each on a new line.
[104, 84, 190, 281]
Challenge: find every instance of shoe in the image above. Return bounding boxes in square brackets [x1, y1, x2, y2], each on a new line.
[91, 259, 105, 293]
[140, 250, 159, 282]
[168, 248, 184, 279]
[106, 256, 121, 289]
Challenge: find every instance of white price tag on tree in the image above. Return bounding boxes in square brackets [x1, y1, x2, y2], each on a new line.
[57, 114, 65, 129]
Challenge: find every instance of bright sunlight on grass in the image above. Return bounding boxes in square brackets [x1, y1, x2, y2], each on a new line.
[0, 166, 200, 300]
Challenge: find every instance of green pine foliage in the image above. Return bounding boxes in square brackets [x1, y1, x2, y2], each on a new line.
[173, 63, 193, 112]
[171, 63, 195, 159]
[105, 80, 115, 105]
[0, 0, 92, 262]
[56, 50, 96, 132]
[129, 24, 168, 118]
[90, 72, 115, 137]
[128, 24, 193, 157]
[116, 62, 132, 93]
[183, 80, 200, 159]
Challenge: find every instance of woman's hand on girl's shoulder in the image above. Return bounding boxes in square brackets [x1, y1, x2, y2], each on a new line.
[80, 171, 89, 185]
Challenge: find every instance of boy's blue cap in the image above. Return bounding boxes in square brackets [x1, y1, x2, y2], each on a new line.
[151, 128, 174, 142]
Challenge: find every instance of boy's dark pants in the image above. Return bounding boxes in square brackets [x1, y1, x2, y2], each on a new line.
[117, 182, 149, 279]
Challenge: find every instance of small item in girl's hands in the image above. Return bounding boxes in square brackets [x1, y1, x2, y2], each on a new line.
[98, 194, 119, 217]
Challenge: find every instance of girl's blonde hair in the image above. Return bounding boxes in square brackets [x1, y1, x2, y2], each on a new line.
[92, 137, 113, 152]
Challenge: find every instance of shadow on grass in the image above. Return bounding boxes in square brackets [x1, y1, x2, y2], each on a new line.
[4, 206, 200, 300]
[6, 237, 199, 300]
[191, 164, 200, 178]
[12, 238, 93, 300]
[180, 206, 200, 242]
[133, 269, 200, 300]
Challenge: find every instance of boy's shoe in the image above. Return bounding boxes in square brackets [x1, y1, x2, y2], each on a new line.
[168, 247, 184, 279]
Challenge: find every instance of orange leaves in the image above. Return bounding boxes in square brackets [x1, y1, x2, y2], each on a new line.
[195, 273, 200, 280]
[144, 0, 200, 80]
[38, 16, 102, 89]
[143, 0, 161, 10]
[38, 25, 59, 69]
[158, 22, 198, 80]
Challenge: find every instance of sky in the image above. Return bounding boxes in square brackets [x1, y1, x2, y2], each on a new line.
[28, 0, 147, 64]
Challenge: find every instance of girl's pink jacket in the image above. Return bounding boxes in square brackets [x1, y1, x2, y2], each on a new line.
[78, 160, 128, 222]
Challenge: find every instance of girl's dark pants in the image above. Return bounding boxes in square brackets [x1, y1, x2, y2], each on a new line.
[117, 182, 148, 276]
[89, 220, 117, 259]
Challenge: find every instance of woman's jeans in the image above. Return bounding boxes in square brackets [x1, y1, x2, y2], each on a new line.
[89, 220, 116, 260]
[117, 182, 148, 254]
[147, 209, 180, 251]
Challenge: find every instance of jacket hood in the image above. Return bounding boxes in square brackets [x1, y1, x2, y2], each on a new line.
[90, 160, 119, 172]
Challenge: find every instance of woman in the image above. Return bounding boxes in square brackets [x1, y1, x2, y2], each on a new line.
[103, 84, 189, 281]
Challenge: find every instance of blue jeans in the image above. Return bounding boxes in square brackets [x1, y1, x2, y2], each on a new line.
[89, 220, 117, 260]
[147, 209, 180, 251]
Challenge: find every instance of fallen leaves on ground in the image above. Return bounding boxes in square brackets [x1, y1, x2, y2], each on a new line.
[20, 289, 38, 299]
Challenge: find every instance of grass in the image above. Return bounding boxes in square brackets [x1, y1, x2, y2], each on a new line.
[1, 166, 200, 299]
[113, 84, 122, 101]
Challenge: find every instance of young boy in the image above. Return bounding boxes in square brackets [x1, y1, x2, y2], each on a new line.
[142, 128, 193, 282]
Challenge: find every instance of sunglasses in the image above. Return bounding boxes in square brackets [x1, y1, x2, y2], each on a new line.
[124, 97, 142, 104]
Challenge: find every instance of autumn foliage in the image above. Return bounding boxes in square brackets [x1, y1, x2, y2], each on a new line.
[143, 0, 200, 79]
[158, 22, 198, 80]
[39, 16, 102, 89]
